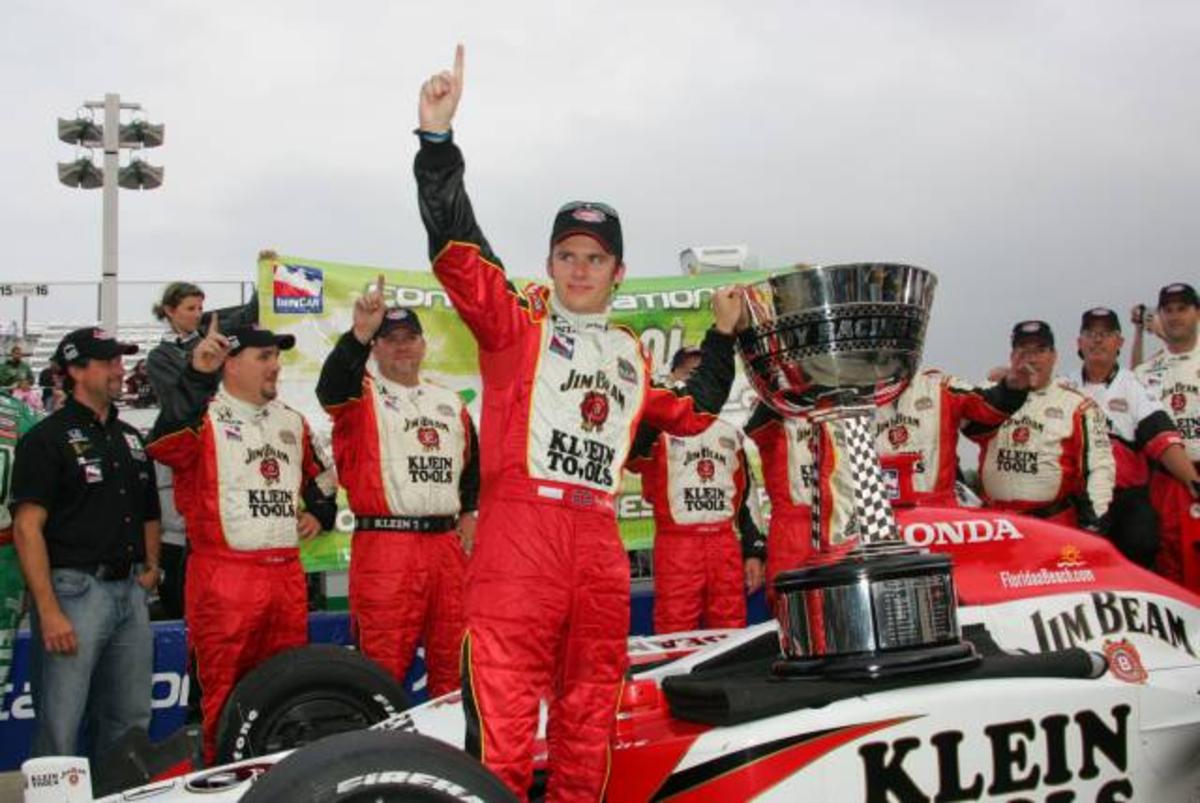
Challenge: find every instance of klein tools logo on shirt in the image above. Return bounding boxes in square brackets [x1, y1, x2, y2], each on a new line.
[580, 391, 609, 432]
[273, 263, 324, 314]
[417, 426, 440, 451]
[696, 457, 716, 483]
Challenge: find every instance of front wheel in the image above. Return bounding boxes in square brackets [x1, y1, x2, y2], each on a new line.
[239, 730, 518, 803]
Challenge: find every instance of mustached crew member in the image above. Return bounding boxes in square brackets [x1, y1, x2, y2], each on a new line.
[148, 321, 337, 763]
[318, 291, 479, 694]
[413, 46, 740, 801]
[970, 321, 1115, 530]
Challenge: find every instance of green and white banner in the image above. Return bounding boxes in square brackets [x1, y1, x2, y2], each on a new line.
[260, 254, 776, 573]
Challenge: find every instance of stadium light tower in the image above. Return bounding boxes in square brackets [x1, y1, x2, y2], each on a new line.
[57, 93, 164, 333]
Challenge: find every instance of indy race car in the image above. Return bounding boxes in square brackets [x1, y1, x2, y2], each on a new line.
[24, 502, 1200, 802]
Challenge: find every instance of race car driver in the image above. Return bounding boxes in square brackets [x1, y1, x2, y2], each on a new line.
[1134, 283, 1200, 588]
[1077, 306, 1198, 568]
[148, 320, 337, 763]
[317, 285, 479, 694]
[414, 46, 740, 802]
[969, 320, 1115, 529]
[627, 346, 765, 634]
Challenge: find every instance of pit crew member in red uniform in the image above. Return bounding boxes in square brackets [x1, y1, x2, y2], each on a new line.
[875, 368, 1029, 504]
[317, 287, 479, 694]
[969, 320, 1114, 529]
[147, 321, 337, 763]
[1077, 306, 1198, 567]
[627, 346, 765, 634]
[414, 46, 740, 802]
[1134, 283, 1200, 587]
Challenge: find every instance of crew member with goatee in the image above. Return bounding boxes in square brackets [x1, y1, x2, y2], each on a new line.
[628, 345, 766, 635]
[414, 45, 740, 801]
[148, 319, 337, 764]
[969, 320, 1115, 530]
[317, 277, 479, 694]
[1135, 283, 1200, 588]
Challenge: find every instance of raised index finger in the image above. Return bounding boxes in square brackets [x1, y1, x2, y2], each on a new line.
[453, 43, 464, 85]
[376, 274, 386, 296]
[208, 315, 220, 337]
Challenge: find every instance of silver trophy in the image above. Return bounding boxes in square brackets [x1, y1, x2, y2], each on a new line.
[738, 263, 977, 678]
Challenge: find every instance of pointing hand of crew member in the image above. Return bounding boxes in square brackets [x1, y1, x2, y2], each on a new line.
[191, 315, 231, 374]
[419, 44, 465, 134]
[353, 274, 388, 345]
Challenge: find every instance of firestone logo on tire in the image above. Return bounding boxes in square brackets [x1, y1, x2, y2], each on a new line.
[336, 772, 486, 802]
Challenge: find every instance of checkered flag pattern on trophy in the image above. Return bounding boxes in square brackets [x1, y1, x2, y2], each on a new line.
[842, 415, 899, 544]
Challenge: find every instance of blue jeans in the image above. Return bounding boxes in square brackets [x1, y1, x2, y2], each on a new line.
[29, 568, 152, 760]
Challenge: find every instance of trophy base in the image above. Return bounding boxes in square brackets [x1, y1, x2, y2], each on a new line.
[772, 547, 980, 680]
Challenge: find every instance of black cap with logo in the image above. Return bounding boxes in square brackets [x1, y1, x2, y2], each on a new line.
[376, 306, 423, 338]
[1157, 282, 1199, 309]
[550, 201, 623, 261]
[225, 325, 295, 355]
[53, 327, 139, 367]
[1080, 307, 1120, 333]
[1011, 319, 1055, 349]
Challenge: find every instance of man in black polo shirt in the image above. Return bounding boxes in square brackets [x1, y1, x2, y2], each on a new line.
[9, 327, 161, 760]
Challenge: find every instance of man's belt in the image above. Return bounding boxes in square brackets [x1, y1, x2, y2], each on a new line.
[1023, 497, 1074, 519]
[355, 515, 459, 533]
[68, 560, 136, 581]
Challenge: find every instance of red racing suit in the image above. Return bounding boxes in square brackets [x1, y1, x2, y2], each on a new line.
[969, 381, 1115, 528]
[875, 369, 1027, 503]
[627, 418, 765, 634]
[744, 403, 820, 602]
[415, 135, 733, 802]
[147, 380, 337, 762]
[1136, 345, 1200, 586]
[317, 332, 479, 694]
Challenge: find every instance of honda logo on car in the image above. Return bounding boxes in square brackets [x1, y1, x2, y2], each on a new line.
[901, 517, 1024, 547]
[1030, 592, 1194, 656]
[860, 704, 1131, 802]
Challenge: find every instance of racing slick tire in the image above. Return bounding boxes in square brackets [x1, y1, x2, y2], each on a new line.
[240, 730, 519, 803]
[215, 645, 412, 765]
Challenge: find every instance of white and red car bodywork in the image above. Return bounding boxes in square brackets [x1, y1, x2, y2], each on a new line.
[28, 504, 1200, 801]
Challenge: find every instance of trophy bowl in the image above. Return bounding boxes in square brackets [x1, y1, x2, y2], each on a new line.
[737, 263, 937, 416]
[734, 262, 977, 679]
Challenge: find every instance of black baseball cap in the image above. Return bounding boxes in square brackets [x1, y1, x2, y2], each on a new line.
[1157, 282, 1199, 308]
[550, 201, 623, 261]
[1011, 320, 1055, 349]
[53, 327, 138, 367]
[1080, 307, 1120, 333]
[669, 346, 703, 373]
[226, 325, 295, 355]
[376, 306, 423, 338]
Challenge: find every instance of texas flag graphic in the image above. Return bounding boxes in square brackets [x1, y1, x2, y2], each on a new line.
[273, 263, 324, 313]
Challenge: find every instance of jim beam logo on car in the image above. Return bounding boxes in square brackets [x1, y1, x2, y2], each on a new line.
[860, 704, 1132, 802]
[1029, 591, 1195, 657]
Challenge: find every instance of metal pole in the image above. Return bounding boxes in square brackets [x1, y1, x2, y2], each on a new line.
[100, 92, 120, 334]
[21, 297, 28, 341]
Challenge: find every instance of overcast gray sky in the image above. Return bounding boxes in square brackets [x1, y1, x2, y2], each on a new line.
[3, 0, 1198, 377]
